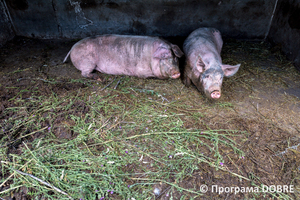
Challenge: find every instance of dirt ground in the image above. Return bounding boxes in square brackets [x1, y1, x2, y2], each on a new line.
[0, 36, 300, 199]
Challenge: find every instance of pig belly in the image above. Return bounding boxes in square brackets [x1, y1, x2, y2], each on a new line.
[95, 55, 154, 78]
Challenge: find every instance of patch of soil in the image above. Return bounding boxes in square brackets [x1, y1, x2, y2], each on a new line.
[0, 37, 300, 199]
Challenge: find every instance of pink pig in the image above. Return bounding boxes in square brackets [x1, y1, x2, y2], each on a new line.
[63, 34, 184, 80]
[183, 27, 240, 99]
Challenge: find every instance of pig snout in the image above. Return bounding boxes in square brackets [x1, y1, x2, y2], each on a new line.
[168, 58, 181, 79]
[159, 58, 181, 79]
[208, 85, 222, 99]
[211, 90, 221, 99]
[171, 71, 180, 79]
[202, 82, 222, 99]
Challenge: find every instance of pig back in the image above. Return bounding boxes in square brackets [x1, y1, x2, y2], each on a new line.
[183, 28, 223, 67]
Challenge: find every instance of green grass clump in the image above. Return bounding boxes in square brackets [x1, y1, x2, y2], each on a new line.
[0, 82, 251, 199]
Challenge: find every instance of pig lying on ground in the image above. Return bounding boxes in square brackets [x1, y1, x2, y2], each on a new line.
[63, 35, 184, 80]
[183, 27, 240, 99]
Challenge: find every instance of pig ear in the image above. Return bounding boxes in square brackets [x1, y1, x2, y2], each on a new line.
[196, 57, 205, 73]
[221, 64, 241, 77]
[153, 47, 173, 59]
[171, 44, 184, 58]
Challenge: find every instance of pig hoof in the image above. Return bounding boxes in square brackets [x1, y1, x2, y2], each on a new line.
[211, 91, 221, 99]
[90, 74, 103, 82]
[97, 77, 105, 82]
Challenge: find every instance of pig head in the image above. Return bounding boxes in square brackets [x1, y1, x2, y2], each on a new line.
[152, 42, 183, 79]
[183, 27, 240, 99]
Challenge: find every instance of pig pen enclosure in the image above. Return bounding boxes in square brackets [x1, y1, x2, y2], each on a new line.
[1, 0, 300, 199]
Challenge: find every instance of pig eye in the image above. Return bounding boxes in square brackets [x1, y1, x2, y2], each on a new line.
[205, 75, 210, 79]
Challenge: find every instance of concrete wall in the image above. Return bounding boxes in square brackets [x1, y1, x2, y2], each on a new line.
[3, 0, 276, 40]
[0, 0, 14, 46]
[2, 0, 300, 72]
[268, 0, 300, 71]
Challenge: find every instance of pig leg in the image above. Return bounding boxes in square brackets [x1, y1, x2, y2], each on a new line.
[183, 64, 193, 86]
[183, 75, 191, 86]
[184, 68, 203, 93]
[183, 70, 191, 86]
[190, 74, 203, 92]
[183, 63, 202, 91]
[77, 62, 103, 81]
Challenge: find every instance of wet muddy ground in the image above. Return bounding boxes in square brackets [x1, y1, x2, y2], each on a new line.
[0, 36, 300, 199]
